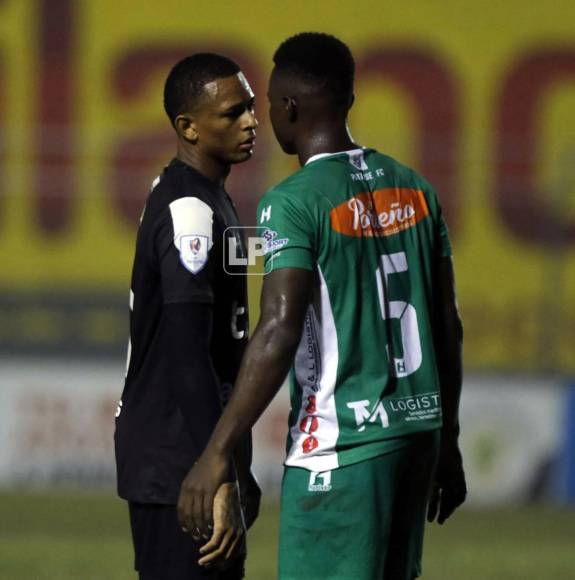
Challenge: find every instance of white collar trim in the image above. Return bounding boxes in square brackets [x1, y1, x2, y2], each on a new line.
[305, 147, 365, 166]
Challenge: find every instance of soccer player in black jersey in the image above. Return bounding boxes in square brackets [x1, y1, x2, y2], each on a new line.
[114, 53, 260, 580]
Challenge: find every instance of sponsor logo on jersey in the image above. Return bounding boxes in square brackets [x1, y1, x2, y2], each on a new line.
[308, 470, 332, 492]
[261, 228, 289, 255]
[295, 312, 322, 393]
[389, 393, 442, 422]
[297, 394, 321, 455]
[179, 234, 209, 274]
[302, 436, 319, 454]
[300, 415, 319, 434]
[305, 395, 316, 414]
[330, 188, 429, 237]
[294, 312, 325, 456]
[347, 399, 390, 432]
[299, 408, 320, 454]
[347, 394, 441, 430]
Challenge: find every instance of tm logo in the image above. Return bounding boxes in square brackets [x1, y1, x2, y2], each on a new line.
[346, 399, 389, 432]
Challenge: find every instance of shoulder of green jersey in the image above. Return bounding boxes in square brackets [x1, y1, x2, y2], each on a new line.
[169, 196, 214, 274]
[266, 170, 326, 202]
[258, 183, 324, 226]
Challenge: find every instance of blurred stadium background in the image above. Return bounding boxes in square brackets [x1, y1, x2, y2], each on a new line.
[0, 0, 574, 578]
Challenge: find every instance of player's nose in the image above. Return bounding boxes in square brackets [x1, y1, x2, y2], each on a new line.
[244, 108, 258, 131]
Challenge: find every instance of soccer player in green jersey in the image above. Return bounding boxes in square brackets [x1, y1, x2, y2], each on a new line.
[180, 33, 467, 579]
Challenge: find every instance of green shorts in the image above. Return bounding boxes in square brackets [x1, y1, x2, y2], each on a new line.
[279, 430, 440, 580]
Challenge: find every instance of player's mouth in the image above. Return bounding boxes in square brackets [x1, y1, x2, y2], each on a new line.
[238, 137, 255, 151]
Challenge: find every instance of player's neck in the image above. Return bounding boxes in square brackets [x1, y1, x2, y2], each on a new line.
[297, 124, 358, 166]
[176, 144, 229, 187]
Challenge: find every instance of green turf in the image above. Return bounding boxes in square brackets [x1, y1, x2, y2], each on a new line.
[0, 491, 573, 579]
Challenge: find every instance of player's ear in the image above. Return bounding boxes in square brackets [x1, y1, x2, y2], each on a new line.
[283, 96, 298, 123]
[174, 114, 199, 143]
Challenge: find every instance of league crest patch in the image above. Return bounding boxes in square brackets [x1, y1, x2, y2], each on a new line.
[179, 234, 209, 274]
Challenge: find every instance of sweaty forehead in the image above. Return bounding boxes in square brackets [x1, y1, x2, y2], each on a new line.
[202, 72, 254, 105]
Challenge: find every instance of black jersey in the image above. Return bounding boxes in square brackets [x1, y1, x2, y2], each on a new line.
[115, 158, 248, 503]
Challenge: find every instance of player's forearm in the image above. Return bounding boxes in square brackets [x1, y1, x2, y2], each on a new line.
[204, 314, 301, 460]
[202, 268, 313, 463]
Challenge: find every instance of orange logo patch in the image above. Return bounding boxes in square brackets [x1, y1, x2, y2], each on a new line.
[330, 188, 429, 237]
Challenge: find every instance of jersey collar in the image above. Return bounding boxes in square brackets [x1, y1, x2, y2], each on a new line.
[305, 147, 366, 166]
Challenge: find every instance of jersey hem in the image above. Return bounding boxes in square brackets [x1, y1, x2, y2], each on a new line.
[267, 261, 315, 273]
[117, 489, 180, 505]
[284, 426, 441, 472]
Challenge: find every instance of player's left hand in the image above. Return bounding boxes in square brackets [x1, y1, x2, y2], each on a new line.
[177, 452, 230, 539]
[427, 438, 467, 525]
[198, 481, 245, 569]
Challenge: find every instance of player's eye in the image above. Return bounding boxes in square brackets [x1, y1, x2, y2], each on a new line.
[224, 108, 242, 119]
[222, 99, 255, 120]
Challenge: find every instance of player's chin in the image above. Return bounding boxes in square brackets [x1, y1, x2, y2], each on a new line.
[278, 140, 296, 155]
[230, 148, 254, 164]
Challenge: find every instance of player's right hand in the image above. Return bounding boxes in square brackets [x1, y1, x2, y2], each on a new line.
[177, 451, 230, 540]
[198, 482, 245, 569]
[427, 438, 467, 525]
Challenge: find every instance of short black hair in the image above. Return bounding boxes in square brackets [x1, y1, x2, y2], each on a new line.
[273, 32, 354, 104]
[164, 53, 240, 125]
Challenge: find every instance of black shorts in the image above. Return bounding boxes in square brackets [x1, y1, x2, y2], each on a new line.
[128, 502, 245, 580]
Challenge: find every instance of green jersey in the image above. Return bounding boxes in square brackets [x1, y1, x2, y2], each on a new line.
[258, 148, 452, 472]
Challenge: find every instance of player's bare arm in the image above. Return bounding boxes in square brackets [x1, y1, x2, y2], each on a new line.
[427, 255, 467, 524]
[179, 267, 314, 544]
